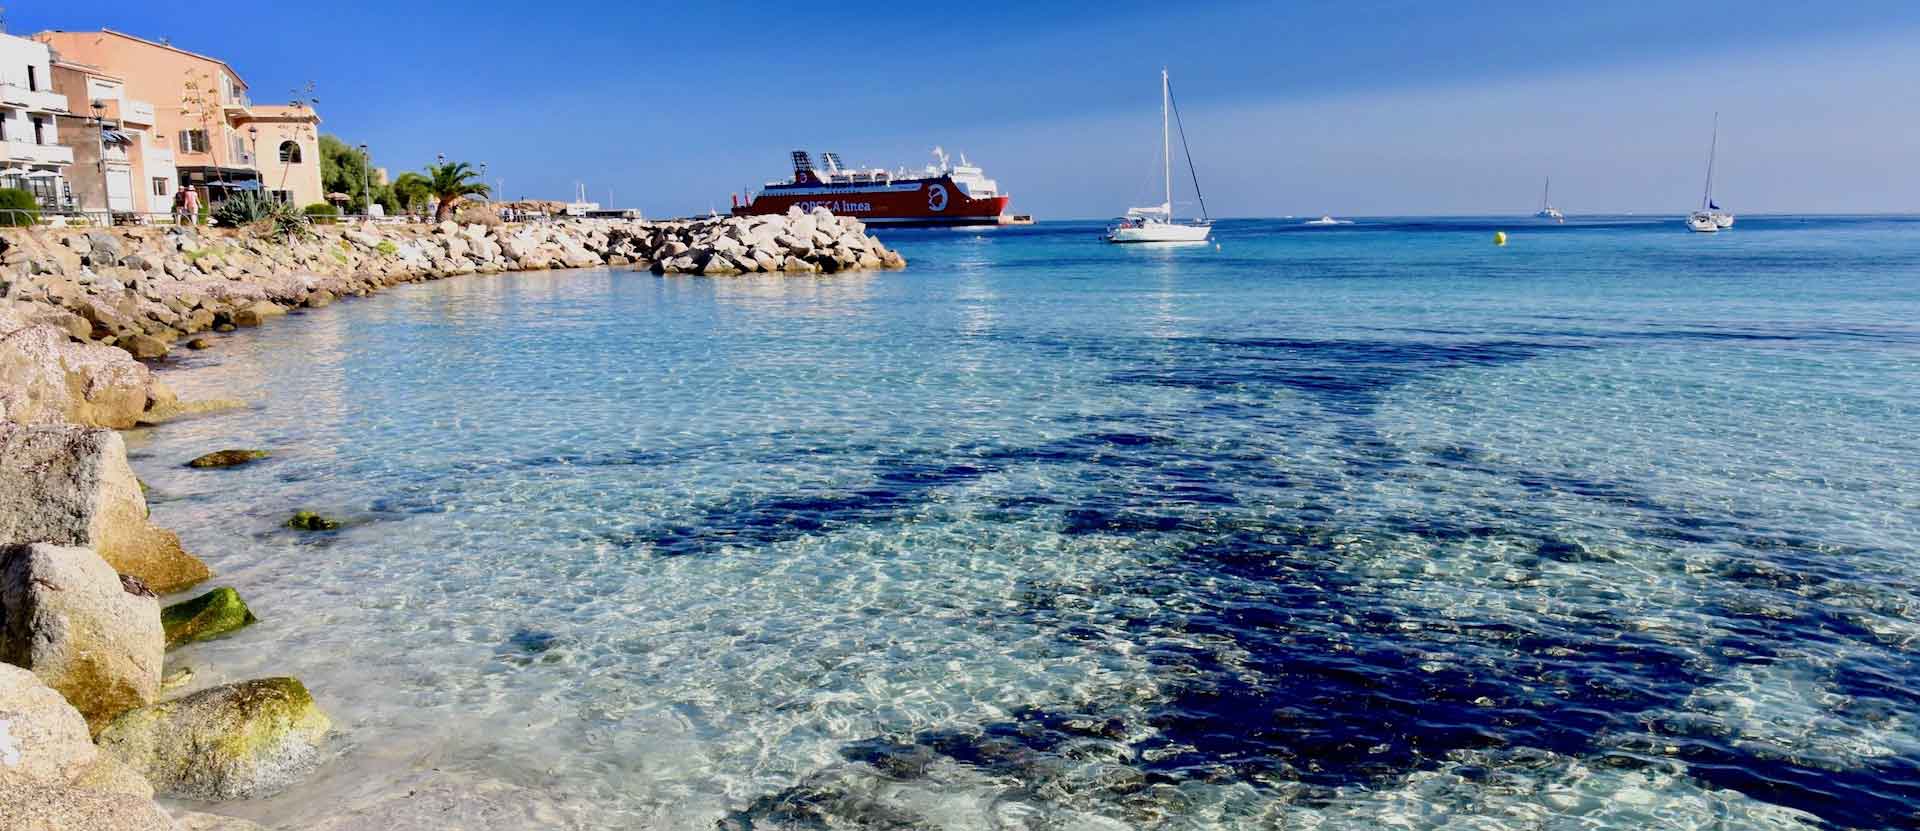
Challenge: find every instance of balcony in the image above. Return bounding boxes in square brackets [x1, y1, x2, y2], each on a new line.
[0, 83, 70, 114]
[2, 141, 75, 166]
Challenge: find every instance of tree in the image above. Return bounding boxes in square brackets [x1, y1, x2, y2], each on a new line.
[423, 162, 489, 223]
[391, 172, 431, 215]
[318, 135, 371, 212]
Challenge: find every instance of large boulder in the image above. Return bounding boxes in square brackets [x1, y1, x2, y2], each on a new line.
[98, 677, 332, 800]
[0, 779, 174, 830]
[0, 544, 164, 733]
[230, 301, 286, 328]
[0, 308, 157, 429]
[0, 425, 211, 594]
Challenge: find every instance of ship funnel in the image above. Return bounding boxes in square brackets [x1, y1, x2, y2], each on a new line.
[790, 150, 814, 177]
[822, 152, 845, 174]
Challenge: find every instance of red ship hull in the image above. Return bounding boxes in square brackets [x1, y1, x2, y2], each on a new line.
[733, 175, 1009, 226]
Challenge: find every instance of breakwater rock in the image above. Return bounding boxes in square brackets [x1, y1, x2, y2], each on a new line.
[1, 208, 903, 366]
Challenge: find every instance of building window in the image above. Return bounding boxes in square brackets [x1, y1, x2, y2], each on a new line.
[278, 141, 301, 164]
[179, 129, 209, 153]
[31, 116, 46, 144]
[26, 66, 37, 92]
[0, 114, 6, 141]
[152, 177, 169, 197]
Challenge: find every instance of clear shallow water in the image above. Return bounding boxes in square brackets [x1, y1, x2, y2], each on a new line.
[127, 216, 1920, 829]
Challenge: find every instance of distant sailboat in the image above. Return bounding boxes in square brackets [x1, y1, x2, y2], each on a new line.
[1689, 113, 1732, 233]
[1535, 177, 1564, 222]
[1107, 69, 1212, 244]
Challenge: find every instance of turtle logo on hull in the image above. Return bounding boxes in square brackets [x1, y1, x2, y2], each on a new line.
[927, 184, 949, 212]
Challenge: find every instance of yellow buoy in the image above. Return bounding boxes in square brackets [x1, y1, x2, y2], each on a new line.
[1494, 231, 1508, 246]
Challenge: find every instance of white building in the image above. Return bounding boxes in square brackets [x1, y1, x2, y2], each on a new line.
[0, 32, 74, 213]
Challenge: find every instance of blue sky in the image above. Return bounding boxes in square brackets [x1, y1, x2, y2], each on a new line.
[17, 1, 1920, 217]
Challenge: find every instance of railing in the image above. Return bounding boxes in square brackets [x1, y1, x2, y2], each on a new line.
[0, 83, 69, 113]
[0, 209, 183, 228]
[1, 140, 75, 165]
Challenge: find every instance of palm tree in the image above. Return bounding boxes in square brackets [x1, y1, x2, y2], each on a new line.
[391, 172, 432, 216]
[423, 161, 490, 222]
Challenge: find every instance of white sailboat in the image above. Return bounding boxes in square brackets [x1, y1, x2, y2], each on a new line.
[1689, 113, 1732, 233]
[1108, 69, 1211, 244]
[1535, 177, 1564, 222]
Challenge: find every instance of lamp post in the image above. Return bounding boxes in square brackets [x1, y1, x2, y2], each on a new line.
[358, 143, 370, 216]
[89, 99, 109, 225]
[246, 124, 260, 201]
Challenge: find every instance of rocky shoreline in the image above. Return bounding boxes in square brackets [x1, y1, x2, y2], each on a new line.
[0, 210, 904, 829]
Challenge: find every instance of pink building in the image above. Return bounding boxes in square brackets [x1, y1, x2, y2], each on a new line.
[34, 29, 322, 209]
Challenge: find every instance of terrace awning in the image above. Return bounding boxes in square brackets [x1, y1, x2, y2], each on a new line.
[101, 129, 135, 147]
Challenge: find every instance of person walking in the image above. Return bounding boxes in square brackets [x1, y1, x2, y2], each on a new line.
[179, 186, 199, 225]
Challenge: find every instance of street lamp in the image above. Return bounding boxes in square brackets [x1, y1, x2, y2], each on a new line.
[89, 99, 109, 224]
[358, 143, 370, 216]
[246, 124, 260, 200]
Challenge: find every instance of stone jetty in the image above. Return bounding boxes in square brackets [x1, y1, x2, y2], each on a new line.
[1, 207, 902, 364]
[0, 209, 905, 827]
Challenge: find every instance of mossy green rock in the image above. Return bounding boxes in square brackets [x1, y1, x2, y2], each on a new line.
[285, 510, 341, 531]
[160, 587, 258, 649]
[96, 677, 331, 800]
[186, 449, 270, 468]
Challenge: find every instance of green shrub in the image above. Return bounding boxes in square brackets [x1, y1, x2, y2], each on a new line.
[262, 199, 311, 241]
[0, 188, 39, 227]
[303, 203, 340, 225]
[212, 193, 270, 228]
[374, 240, 398, 256]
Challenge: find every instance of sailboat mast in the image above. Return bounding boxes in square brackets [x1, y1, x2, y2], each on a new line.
[1543, 177, 1550, 211]
[1161, 68, 1172, 218]
[1702, 112, 1718, 211]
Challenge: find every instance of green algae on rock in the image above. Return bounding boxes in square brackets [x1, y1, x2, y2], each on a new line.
[96, 677, 332, 801]
[186, 449, 270, 468]
[160, 587, 259, 649]
[285, 510, 342, 531]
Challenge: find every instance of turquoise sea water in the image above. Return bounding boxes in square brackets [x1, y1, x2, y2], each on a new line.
[129, 216, 1920, 829]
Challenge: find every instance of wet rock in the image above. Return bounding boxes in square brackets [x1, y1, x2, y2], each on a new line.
[97, 677, 332, 800]
[230, 301, 285, 328]
[137, 395, 246, 426]
[186, 337, 214, 350]
[187, 449, 270, 468]
[0, 543, 164, 733]
[173, 810, 271, 830]
[161, 587, 258, 649]
[161, 666, 194, 691]
[286, 510, 342, 531]
[0, 425, 211, 594]
[115, 332, 170, 360]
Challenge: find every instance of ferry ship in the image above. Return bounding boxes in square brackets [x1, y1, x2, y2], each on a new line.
[731, 148, 1011, 226]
